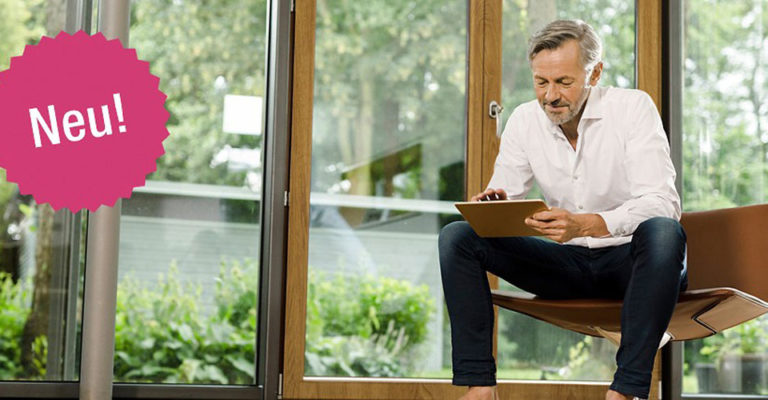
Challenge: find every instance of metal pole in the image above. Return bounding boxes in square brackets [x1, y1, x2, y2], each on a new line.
[258, 0, 294, 397]
[79, 1, 130, 399]
[663, 1, 686, 399]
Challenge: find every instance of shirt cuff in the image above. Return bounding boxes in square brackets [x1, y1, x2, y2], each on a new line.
[597, 209, 632, 237]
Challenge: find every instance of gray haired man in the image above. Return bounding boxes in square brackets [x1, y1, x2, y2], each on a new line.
[439, 19, 687, 400]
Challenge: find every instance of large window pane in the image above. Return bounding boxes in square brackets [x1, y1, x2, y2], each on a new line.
[304, 0, 466, 379]
[0, 0, 84, 383]
[496, 0, 635, 382]
[681, 0, 768, 395]
[114, 0, 268, 385]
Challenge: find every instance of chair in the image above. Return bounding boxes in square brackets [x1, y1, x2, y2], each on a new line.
[491, 203, 768, 343]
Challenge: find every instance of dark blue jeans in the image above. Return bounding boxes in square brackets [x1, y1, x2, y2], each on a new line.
[438, 217, 687, 399]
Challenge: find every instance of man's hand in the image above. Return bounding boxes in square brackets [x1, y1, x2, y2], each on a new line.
[525, 207, 610, 243]
[471, 188, 508, 202]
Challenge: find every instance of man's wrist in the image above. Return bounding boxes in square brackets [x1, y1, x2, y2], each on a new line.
[578, 213, 610, 238]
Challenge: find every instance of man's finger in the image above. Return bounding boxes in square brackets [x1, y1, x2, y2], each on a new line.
[532, 210, 557, 221]
[526, 218, 555, 228]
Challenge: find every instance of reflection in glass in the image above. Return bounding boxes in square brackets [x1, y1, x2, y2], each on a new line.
[495, 0, 636, 382]
[0, 0, 84, 383]
[304, 0, 467, 378]
[113, 0, 267, 385]
[682, 0, 768, 395]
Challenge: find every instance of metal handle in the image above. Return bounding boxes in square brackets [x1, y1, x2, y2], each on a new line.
[489, 100, 504, 137]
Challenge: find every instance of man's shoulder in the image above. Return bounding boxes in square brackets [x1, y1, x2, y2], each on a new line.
[597, 86, 653, 107]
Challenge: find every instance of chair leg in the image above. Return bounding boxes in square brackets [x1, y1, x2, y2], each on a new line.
[594, 326, 622, 346]
[593, 326, 673, 350]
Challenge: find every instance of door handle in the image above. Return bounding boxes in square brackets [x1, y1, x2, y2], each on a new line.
[489, 100, 504, 137]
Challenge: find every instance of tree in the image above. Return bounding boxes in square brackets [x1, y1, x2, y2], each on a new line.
[129, 0, 269, 186]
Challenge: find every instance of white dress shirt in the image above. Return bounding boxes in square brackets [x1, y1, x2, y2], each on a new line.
[487, 86, 680, 248]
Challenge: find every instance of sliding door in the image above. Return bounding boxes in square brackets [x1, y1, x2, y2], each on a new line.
[284, 0, 664, 398]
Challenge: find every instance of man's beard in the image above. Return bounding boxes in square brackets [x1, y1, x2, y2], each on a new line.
[540, 87, 590, 125]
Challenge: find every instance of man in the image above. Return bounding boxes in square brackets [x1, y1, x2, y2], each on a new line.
[439, 20, 687, 400]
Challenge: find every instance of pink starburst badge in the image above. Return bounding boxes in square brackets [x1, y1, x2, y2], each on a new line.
[0, 31, 169, 212]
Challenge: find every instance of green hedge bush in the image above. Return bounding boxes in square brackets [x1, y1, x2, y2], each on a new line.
[0, 262, 435, 382]
[113, 259, 257, 384]
[0, 272, 31, 379]
[305, 270, 435, 377]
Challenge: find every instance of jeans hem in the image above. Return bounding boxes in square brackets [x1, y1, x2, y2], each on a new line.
[452, 374, 496, 387]
[610, 381, 648, 399]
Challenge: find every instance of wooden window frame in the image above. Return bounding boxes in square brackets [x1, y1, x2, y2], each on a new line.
[283, 0, 663, 398]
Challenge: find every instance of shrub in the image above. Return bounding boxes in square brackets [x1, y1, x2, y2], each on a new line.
[113, 259, 257, 384]
[305, 270, 435, 377]
[0, 273, 46, 380]
[0, 272, 30, 379]
[0, 261, 435, 382]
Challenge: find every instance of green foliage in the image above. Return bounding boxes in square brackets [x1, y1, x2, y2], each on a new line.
[0, 0, 45, 71]
[305, 320, 409, 377]
[129, 0, 268, 187]
[700, 318, 768, 363]
[681, 0, 768, 211]
[0, 257, 435, 382]
[113, 259, 257, 384]
[498, 311, 583, 367]
[561, 336, 614, 380]
[308, 271, 434, 344]
[0, 273, 46, 380]
[311, 0, 467, 198]
[305, 270, 435, 377]
[0, 273, 31, 379]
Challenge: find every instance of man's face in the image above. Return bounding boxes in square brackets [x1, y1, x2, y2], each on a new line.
[531, 40, 597, 126]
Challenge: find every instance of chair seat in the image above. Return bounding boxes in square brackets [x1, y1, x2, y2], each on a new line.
[491, 287, 768, 341]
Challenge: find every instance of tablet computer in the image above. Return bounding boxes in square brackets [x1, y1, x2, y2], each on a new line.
[454, 199, 550, 237]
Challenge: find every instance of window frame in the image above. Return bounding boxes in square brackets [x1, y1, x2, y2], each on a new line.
[0, 0, 292, 397]
[661, 0, 768, 398]
[282, 0, 664, 399]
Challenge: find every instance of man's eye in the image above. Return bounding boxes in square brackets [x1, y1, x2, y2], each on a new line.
[537, 81, 547, 87]
[561, 81, 574, 87]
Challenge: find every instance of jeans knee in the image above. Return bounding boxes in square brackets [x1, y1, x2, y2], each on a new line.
[633, 217, 687, 273]
[636, 217, 686, 246]
[439, 221, 476, 255]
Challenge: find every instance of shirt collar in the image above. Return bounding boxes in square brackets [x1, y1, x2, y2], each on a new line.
[542, 86, 604, 136]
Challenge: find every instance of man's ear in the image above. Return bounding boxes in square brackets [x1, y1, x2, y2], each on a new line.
[589, 61, 603, 86]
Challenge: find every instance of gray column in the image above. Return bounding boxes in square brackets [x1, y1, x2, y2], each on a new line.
[79, 1, 130, 399]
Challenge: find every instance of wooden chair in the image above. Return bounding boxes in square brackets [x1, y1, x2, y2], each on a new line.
[491, 203, 768, 343]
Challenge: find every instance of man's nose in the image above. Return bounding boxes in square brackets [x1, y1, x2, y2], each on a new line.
[545, 85, 560, 103]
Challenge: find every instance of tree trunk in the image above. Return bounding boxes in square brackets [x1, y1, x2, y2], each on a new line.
[20, 204, 55, 378]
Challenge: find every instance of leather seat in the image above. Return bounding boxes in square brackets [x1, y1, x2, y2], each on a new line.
[491, 203, 768, 342]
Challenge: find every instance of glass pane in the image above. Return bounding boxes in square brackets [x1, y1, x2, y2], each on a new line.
[681, 0, 768, 395]
[496, 0, 636, 382]
[0, 0, 85, 382]
[114, 0, 268, 385]
[304, 0, 466, 379]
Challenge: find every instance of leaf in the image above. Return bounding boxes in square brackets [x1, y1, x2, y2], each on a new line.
[177, 324, 195, 343]
[226, 355, 255, 378]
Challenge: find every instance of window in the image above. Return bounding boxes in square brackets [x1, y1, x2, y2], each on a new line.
[681, 0, 768, 395]
[303, 0, 467, 379]
[0, 0, 85, 383]
[113, 0, 269, 385]
[496, 0, 636, 382]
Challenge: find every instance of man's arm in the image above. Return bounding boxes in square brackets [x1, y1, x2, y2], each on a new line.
[525, 208, 609, 243]
[596, 92, 681, 237]
[484, 108, 535, 200]
[524, 92, 678, 243]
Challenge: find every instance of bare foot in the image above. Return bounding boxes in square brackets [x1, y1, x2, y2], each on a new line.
[458, 386, 497, 400]
[605, 389, 634, 400]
